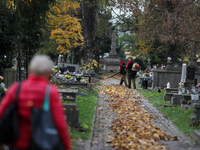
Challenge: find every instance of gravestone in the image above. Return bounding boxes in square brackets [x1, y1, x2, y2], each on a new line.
[63, 103, 80, 127]
[58, 54, 63, 65]
[171, 94, 182, 105]
[181, 94, 191, 109]
[190, 130, 200, 145]
[58, 89, 78, 102]
[4, 68, 16, 88]
[104, 30, 120, 73]
[146, 58, 151, 71]
[63, 63, 80, 73]
[12, 57, 18, 70]
[180, 63, 187, 83]
[184, 40, 199, 90]
[194, 104, 200, 120]
[163, 88, 178, 101]
[166, 57, 173, 71]
[58, 82, 89, 88]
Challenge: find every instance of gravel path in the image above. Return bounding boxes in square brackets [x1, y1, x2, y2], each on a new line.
[75, 78, 199, 150]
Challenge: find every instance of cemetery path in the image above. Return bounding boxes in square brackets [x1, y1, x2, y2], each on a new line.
[75, 78, 199, 150]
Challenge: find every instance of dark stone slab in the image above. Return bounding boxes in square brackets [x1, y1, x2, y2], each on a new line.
[63, 103, 80, 127]
[163, 93, 174, 101]
[171, 94, 182, 105]
[63, 103, 77, 110]
[190, 115, 196, 121]
[165, 88, 178, 93]
[190, 130, 200, 145]
[181, 99, 190, 104]
[182, 94, 191, 101]
[194, 104, 200, 120]
[188, 101, 200, 110]
[58, 82, 89, 88]
[58, 89, 78, 102]
[181, 103, 189, 109]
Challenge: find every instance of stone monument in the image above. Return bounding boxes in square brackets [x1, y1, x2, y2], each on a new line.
[4, 68, 16, 88]
[58, 54, 63, 65]
[180, 63, 187, 83]
[104, 31, 120, 73]
[184, 40, 199, 90]
[166, 57, 173, 70]
[12, 57, 18, 70]
[146, 58, 151, 71]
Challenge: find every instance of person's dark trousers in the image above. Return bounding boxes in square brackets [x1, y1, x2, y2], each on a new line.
[120, 74, 127, 86]
[128, 75, 136, 89]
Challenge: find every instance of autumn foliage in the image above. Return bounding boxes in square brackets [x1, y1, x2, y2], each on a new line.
[47, 0, 84, 54]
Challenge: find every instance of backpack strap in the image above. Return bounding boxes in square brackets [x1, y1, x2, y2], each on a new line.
[14, 82, 22, 104]
[43, 84, 51, 111]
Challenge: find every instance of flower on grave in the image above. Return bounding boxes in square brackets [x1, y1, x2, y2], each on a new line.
[65, 75, 71, 79]
[52, 67, 58, 74]
[54, 69, 58, 74]
[196, 83, 200, 89]
[80, 66, 86, 71]
[0, 76, 7, 97]
[0, 76, 3, 83]
[75, 74, 82, 81]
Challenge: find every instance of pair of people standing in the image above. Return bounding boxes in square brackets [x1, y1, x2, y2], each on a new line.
[119, 57, 137, 89]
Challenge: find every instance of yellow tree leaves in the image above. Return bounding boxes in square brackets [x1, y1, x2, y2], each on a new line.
[102, 85, 178, 149]
[47, 0, 84, 54]
[136, 39, 152, 55]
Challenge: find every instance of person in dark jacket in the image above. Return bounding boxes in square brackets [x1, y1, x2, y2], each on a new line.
[119, 58, 127, 86]
[126, 57, 137, 89]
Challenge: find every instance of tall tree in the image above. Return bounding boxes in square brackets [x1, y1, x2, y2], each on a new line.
[47, 0, 84, 54]
[141, 0, 200, 61]
[0, 1, 15, 74]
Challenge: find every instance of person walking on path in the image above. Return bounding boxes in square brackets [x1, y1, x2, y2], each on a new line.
[119, 58, 127, 86]
[0, 55, 71, 150]
[126, 57, 137, 89]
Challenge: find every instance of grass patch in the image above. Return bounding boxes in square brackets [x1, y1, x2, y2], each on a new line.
[138, 89, 168, 107]
[67, 87, 98, 140]
[137, 89, 200, 135]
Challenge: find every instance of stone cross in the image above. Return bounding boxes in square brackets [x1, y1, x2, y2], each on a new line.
[110, 30, 117, 56]
[147, 58, 151, 64]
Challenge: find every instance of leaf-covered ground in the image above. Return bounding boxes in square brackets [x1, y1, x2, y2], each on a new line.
[100, 84, 178, 150]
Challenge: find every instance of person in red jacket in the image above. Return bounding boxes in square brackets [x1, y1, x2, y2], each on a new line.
[0, 55, 71, 150]
[126, 57, 137, 89]
[119, 58, 127, 86]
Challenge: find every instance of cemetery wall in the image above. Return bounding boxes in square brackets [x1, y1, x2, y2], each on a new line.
[152, 70, 200, 88]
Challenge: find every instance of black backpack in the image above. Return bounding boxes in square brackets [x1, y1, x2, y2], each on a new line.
[29, 85, 65, 150]
[0, 82, 22, 144]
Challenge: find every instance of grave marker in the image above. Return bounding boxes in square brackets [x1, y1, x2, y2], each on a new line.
[180, 63, 187, 83]
[63, 103, 80, 127]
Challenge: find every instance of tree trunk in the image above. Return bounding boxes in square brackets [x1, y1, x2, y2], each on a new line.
[81, 0, 97, 63]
